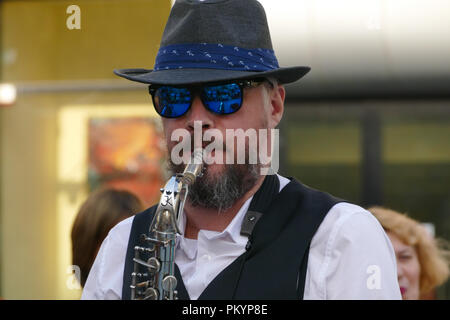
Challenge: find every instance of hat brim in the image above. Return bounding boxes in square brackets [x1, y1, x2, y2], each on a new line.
[113, 66, 310, 85]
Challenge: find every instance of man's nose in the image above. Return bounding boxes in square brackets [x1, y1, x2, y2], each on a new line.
[185, 96, 214, 132]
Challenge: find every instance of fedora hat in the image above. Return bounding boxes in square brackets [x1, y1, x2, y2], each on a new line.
[114, 0, 310, 85]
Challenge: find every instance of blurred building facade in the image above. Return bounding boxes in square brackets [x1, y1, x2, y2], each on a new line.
[0, 0, 171, 299]
[264, 0, 450, 299]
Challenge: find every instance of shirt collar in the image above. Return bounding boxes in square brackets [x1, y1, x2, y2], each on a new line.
[175, 174, 286, 248]
[176, 195, 253, 248]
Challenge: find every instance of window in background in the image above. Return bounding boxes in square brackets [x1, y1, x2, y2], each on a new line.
[283, 99, 450, 298]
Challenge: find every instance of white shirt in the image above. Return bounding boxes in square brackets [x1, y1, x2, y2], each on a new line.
[82, 175, 401, 300]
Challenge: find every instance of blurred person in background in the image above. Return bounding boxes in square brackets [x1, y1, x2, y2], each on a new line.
[369, 206, 450, 300]
[71, 188, 144, 287]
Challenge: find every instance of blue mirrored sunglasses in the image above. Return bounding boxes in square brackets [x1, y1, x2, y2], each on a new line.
[148, 79, 269, 118]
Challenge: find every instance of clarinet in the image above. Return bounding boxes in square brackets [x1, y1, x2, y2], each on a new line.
[130, 149, 204, 300]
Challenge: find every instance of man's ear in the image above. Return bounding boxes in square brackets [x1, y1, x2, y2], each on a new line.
[269, 84, 285, 128]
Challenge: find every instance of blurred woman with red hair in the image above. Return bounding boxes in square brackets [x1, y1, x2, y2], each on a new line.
[369, 206, 449, 300]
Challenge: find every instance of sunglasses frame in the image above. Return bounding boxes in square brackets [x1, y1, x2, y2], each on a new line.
[148, 78, 269, 118]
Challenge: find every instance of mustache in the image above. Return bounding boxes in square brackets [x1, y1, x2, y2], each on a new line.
[169, 134, 229, 153]
[167, 128, 261, 167]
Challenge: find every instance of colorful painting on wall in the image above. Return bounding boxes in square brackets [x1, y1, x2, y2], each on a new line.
[88, 117, 166, 207]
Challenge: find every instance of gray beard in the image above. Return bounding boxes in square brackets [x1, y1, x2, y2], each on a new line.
[168, 161, 261, 212]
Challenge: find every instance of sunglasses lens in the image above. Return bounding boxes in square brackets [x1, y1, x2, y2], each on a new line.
[202, 83, 242, 115]
[154, 87, 191, 118]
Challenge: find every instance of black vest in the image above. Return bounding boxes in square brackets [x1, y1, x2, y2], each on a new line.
[122, 177, 343, 300]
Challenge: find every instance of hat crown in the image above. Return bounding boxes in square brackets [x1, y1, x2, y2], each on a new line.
[161, 0, 274, 50]
[113, 0, 310, 85]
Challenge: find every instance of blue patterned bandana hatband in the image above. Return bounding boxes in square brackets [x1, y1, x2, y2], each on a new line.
[154, 43, 280, 72]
